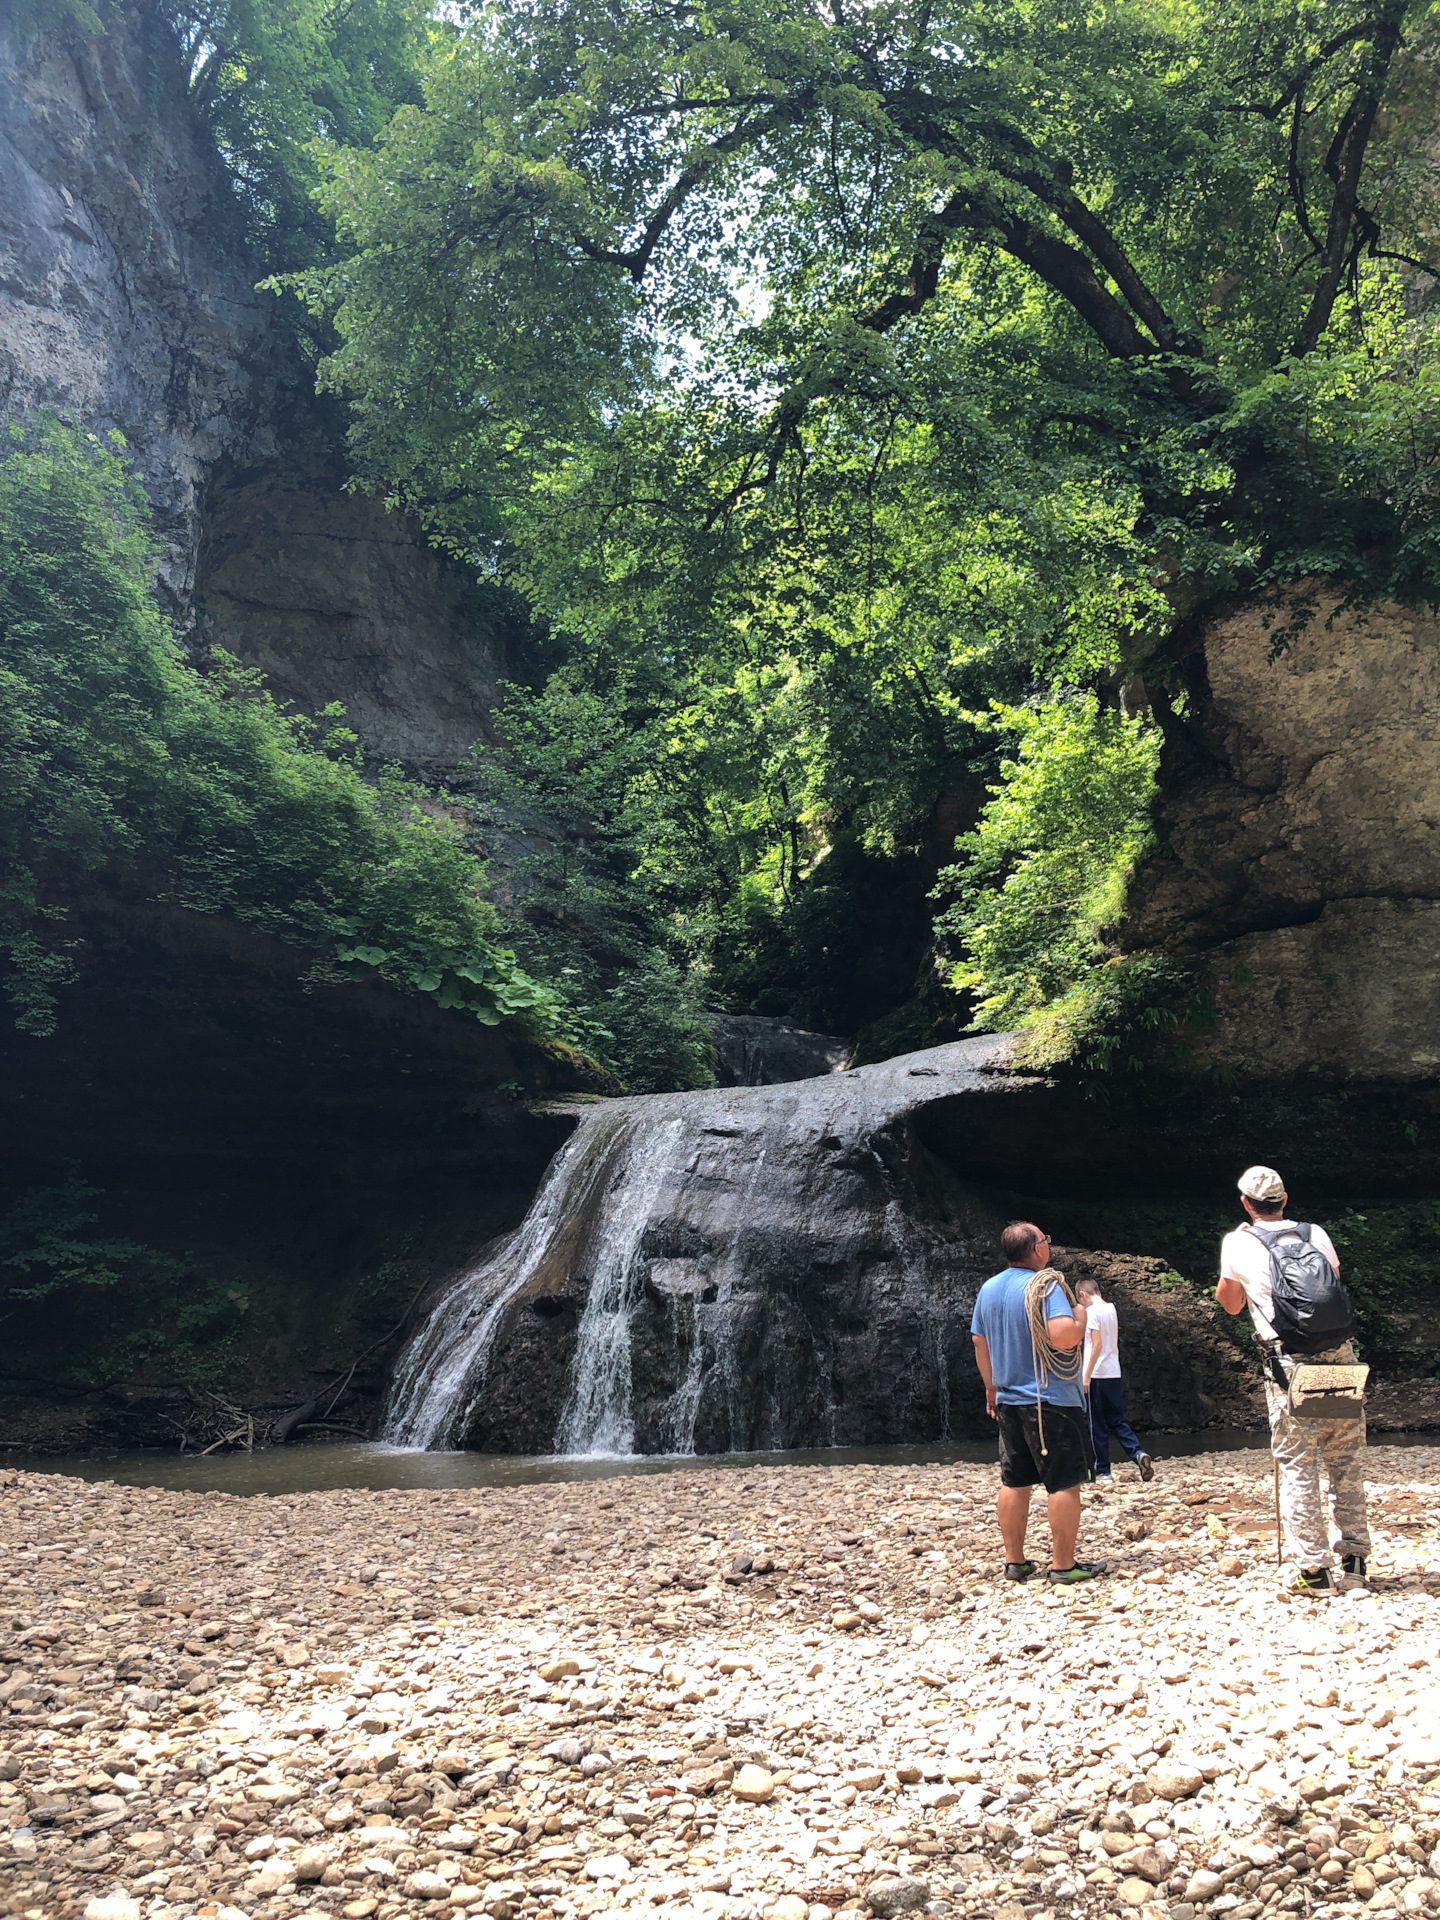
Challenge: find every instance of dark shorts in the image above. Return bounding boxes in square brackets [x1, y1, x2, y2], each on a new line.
[997, 1402, 1094, 1492]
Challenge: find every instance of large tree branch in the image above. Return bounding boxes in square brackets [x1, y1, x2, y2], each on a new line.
[883, 90, 1193, 355]
[1293, 0, 1407, 356]
[856, 185, 1155, 362]
[994, 148, 1197, 355]
[573, 94, 813, 282]
[1223, 21, 1371, 119]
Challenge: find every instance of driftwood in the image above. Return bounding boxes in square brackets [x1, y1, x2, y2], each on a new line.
[267, 1396, 319, 1446]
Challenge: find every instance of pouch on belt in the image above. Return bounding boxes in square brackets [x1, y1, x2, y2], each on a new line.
[1286, 1363, 1369, 1419]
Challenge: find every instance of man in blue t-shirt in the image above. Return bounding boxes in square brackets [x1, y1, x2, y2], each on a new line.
[971, 1220, 1105, 1586]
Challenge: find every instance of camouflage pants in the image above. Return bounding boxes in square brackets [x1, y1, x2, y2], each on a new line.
[1265, 1341, 1372, 1571]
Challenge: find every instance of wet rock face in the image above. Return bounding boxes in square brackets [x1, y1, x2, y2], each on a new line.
[385, 1043, 1272, 1456]
[388, 1045, 1011, 1455]
[1124, 592, 1440, 1083]
[709, 1015, 852, 1087]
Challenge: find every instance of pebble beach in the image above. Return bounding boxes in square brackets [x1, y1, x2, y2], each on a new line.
[3, 1446, 1439, 1920]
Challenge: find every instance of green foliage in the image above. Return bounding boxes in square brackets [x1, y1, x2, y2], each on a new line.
[163, 0, 433, 276]
[0, 1174, 156, 1304]
[1006, 952, 1202, 1080]
[0, 1176, 244, 1389]
[598, 952, 717, 1096]
[0, 416, 560, 1039]
[1326, 1204, 1440, 1354]
[268, 0, 1440, 1062]
[933, 697, 1163, 1038]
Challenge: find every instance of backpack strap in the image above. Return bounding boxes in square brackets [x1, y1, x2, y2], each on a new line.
[1246, 1222, 1311, 1247]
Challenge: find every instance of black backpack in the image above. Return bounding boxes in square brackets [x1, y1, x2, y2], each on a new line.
[1248, 1222, 1357, 1355]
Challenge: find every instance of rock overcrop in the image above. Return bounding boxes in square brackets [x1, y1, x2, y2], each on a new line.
[1, 1444, 1438, 1920]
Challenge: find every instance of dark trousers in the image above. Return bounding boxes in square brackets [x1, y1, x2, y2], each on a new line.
[1088, 1376, 1143, 1473]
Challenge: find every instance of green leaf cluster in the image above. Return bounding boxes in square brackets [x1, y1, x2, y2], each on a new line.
[0, 1175, 244, 1390]
[163, 0, 436, 276]
[933, 695, 1163, 1042]
[0, 416, 560, 1040]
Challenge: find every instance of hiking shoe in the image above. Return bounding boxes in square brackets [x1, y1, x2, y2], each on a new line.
[1289, 1567, 1333, 1593]
[1004, 1560, 1036, 1583]
[1047, 1561, 1107, 1585]
[1136, 1452, 1155, 1482]
[1339, 1554, 1369, 1588]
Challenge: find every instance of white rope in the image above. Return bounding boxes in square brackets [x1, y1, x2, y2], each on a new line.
[1025, 1265, 1082, 1456]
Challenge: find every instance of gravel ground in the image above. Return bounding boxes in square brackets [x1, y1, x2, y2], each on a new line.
[2, 1445, 1438, 1920]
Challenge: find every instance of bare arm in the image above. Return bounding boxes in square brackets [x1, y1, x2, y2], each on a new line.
[1081, 1319, 1099, 1389]
[1047, 1302, 1087, 1352]
[971, 1333, 997, 1420]
[1216, 1275, 1248, 1315]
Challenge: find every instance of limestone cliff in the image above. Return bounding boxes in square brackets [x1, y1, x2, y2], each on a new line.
[0, 0, 275, 601]
[1125, 593, 1440, 1084]
[0, 0, 511, 776]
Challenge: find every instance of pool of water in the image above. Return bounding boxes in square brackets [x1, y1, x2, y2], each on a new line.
[0, 1425, 1361, 1497]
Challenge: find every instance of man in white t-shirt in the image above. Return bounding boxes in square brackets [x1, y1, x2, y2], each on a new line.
[1075, 1278, 1154, 1482]
[1217, 1164, 1371, 1593]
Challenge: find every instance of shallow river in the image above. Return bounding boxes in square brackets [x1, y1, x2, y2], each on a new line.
[3, 1424, 1405, 1496]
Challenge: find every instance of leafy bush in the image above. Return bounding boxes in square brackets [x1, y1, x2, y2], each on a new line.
[934, 697, 1162, 1049]
[0, 1176, 244, 1389]
[598, 952, 717, 1097]
[0, 417, 559, 1038]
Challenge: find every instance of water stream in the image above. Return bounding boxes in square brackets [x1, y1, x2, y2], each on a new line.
[383, 1109, 638, 1449]
[4, 1426, 1383, 1499]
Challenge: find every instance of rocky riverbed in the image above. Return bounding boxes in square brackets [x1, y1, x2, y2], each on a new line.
[3, 1448, 1439, 1920]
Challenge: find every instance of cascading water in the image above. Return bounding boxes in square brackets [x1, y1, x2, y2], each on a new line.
[382, 1037, 1010, 1458]
[551, 1113, 685, 1456]
[382, 1110, 637, 1449]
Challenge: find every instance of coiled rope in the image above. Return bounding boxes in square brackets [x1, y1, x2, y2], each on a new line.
[1025, 1265, 1082, 1456]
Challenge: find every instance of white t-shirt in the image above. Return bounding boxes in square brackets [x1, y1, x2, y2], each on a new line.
[1084, 1299, 1121, 1379]
[1218, 1217, 1340, 1345]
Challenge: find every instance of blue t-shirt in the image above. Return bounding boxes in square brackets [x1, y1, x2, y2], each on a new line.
[970, 1267, 1085, 1409]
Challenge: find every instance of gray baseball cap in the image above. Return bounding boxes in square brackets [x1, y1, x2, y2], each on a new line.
[1238, 1165, 1285, 1202]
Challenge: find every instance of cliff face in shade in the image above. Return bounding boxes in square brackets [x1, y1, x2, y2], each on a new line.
[192, 441, 520, 774]
[0, 2, 513, 775]
[1123, 594, 1440, 1083]
[0, 0, 277, 605]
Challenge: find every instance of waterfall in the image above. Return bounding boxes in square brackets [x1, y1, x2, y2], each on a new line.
[380, 1038, 1004, 1457]
[551, 1113, 685, 1456]
[657, 1298, 706, 1455]
[381, 1110, 635, 1449]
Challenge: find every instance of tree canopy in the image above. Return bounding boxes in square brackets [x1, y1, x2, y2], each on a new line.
[274, 0, 1440, 1068]
[301, 0, 1440, 599]
[14, 0, 1440, 1082]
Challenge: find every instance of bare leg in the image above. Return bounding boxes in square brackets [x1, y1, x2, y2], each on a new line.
[997, 1484, 1034, 1562]
[1046, 1485, 1082, 1568]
